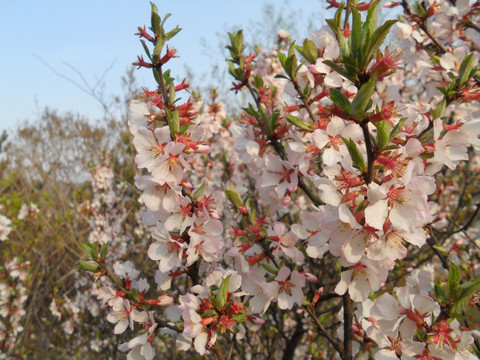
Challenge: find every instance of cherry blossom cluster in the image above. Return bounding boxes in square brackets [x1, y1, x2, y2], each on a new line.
[0, 258, 29, 359]
[0, 214, 12, 242]
[78, 1, 480, 359]
[79, 155, 128, 256]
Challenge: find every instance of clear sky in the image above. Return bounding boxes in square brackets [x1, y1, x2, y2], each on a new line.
[0, 1, 328, 133]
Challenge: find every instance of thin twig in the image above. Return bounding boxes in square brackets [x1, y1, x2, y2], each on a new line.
[305, 306, 345, 359]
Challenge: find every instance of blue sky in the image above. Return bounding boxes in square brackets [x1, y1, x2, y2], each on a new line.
[0, 1, 327, 133]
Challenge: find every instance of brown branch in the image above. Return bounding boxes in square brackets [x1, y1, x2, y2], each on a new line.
[213, 342, 226, 360]
[292, 80, 318, 125]
[305, 306, 345, 359]
[343, 293, 354, 360]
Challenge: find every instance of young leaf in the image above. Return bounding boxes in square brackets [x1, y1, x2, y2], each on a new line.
[337, 31, 350, 57]
[79, 242, 94, 258]
[231, 313, 248, 323]
[100, 243, 108, 260]
[342, 137, 366, 172]
[447, 263, 462, 300]
[374, 120, 390, 151]
[350, 7, 363, 61]
[192, 183, 206, 201]
[277, 50, 287, 68]
[254, 74, 264, 89]
[362, 20, 397, 69]
[456, 53, 474, 88]
[216, 275, 231, 309]
[78, 260, 100, 273]
[362, 0, 380, 41]
[434, 279, 448, 304]
[167, 109, 180, 136]
[261, 263, 278, 274]
[284, 54, 298, 79]
[323, 60, 357, 83]
[224, 183, 243, 209]
[329, 88, 352, 113]
[286, 114, 313, 132]
[271, 109, 280, 130]
[150, 2, 161, 34]
[389, 117, 406, 141]
[165, 26, 181, 41]
[140, 39, 153, 61]
[297, 39, 318, 64]
[351, 75, 377, 119]
[431, 98, 446, 120]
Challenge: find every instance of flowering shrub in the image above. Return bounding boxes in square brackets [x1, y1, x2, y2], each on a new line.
[0, 257, 28, 359]
[75, 1, 480, 359]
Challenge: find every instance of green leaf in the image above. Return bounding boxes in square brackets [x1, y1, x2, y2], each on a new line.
[296, 39, 318, 64]
[434, 279, 448, 304]
[326, 4, 345, 33]
[168, 81, 176, 105]
[179, 122, 191, 135]
[456, 53, 475, 88]
[354, 199, 366, 214]
[260, 263, 278, 274]
[78, 260, 100, 273]
[231, 313, 248, 323]
[448, 263, 462, 300]
[456, 276, 480, 309]
[243, 104, 258, 117]
[351, 75, 377, 119]
[389, 117, 406, 141]
[150, 2, 161, 34]
[91, 243, 99, 259]
[216, 275, 231, 309]
[318, 312, 331, 323]
[374, 120, 390, 151]
[323, 60, 357, 83]
[286, 114, 313, 132]
[224, 183, 243, 209]
[350, 7, 363, 61]
[254, 74, 264, 89]
[341, 55, 360, 75]
[329, 88, 352, 113]
[210, 296, 222, 311]
[270, 109, 280, 131]
[284, 54, 298, 79]
[433, 243, 447, 255]
[100, 243, 108, 260]
[127, 288, 139, 301]
[362, 20, 397, 69]
[192, 183, 206, 201]
[362, 0, 380, 41]
[274, 74, 289, 80]
[337, 30, 350, 57]
[431, 98, 446, 120]
[167, 109, 180, 136]
[153, 37, 165, 58]
[165, 26, 181, 41]
[202, 309, 217, 318]
[79, 243, 94, 258]
[140, 40, 152, 61]
[277, 50, 287, 68]
[342, 137, 366, 172]
[160, 13, 171, 27]
[436, 86, 448, 97]
[326, 18, 339, 34]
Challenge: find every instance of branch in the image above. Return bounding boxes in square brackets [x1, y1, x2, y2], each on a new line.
[360, 121, 375, 184]
[343, 293, 354, 360]
[305, 306, 345, 359]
